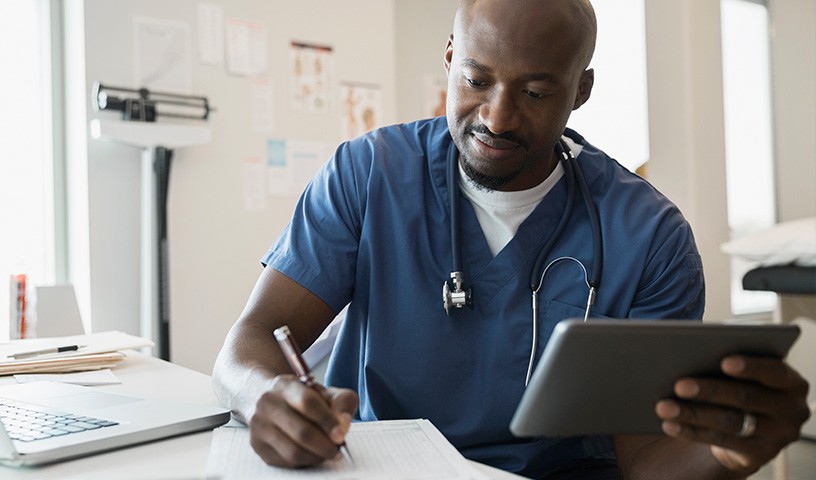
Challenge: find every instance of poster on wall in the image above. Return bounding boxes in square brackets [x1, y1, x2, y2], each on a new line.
[423, 75, 448, 119]
[289, 41, 334, 114]
[339, 81, 382, 141]
[225, 18, 268, 76]
[133, 17, 193, 93]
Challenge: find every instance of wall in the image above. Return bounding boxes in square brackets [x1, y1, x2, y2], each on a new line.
[769, 0, 816, 222]
[644, 0, 732, 320]
[69, 0, 396, 373]
[394, 0, 459, 123]
[67, 0, 815, 373]
[171, 2, 397, 374]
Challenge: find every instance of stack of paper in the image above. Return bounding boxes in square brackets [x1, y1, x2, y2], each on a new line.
[0, 331, 154, 375]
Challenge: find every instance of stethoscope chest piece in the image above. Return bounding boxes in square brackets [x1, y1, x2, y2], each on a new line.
[442, 271, 472, 315]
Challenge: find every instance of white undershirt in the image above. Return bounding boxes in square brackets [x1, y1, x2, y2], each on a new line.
[458, 136, 582, 256]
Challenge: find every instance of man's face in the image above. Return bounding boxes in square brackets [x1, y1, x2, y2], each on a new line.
[444, 1, 593, 191]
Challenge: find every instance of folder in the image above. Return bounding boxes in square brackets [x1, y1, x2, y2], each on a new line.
[0, 331, 154, 376]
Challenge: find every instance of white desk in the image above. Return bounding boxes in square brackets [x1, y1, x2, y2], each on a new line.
[0, 352, 526, 480]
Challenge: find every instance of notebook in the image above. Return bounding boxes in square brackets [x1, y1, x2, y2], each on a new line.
[0, 381, 230, 466]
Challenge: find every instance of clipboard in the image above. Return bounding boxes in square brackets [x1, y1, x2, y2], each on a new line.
[510, 319, 800, 437]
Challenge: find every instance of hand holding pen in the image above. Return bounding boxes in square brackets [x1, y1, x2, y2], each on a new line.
[273, 325, 355, 467]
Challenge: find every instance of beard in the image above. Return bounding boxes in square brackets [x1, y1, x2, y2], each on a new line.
[460, 155, 521, 191]
[458, 123, 527, 191]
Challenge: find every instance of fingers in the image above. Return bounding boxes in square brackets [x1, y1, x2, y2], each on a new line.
[248, 375, 359, 468]
[670, 376, 778, 417]
[655, 356, 812, 474]
[324, 386, 361, 417]
[656, 398, 781, 472]
[664, 356, 810, 423]
[321, 387, 358, 442]
[249, 417, 328, 468]
[286, 382, 349, 444]
[656, 399, 749, 438]
[721, 355, 809, 393]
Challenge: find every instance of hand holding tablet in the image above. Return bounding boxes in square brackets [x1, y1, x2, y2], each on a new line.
[510, 319, 802, 437]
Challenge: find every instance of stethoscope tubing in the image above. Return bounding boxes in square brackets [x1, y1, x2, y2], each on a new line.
[447, 142, 463, 275]
[445, 135, 603, 384]
[530, 141, 577, 292]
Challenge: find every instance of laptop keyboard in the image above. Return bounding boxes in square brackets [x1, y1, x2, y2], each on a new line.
[0, 398, 119, 442]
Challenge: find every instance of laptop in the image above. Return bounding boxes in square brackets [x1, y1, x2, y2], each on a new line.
[0, 381, 230, 466]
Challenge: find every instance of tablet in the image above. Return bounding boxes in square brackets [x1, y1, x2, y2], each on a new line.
[509, 319, 800, 437]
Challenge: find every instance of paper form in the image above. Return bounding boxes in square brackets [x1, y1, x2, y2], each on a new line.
[242, 158, 267, 212]
[251, 79, 275, 133]
[205, 419, 490, 480]
[265, 139, 291, 197]
[0, 330, 153, 358]
[225, 18, 268, 76]
[197, 3, 224, 66]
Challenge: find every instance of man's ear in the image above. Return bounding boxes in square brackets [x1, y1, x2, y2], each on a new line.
[572, 68, 594, 110]
[443, 34, 454, 75]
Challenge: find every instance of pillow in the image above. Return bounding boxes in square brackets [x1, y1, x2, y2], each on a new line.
[721, 217, 816, 267]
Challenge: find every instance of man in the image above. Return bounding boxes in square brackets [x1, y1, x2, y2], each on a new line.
[213, 1, 810, 478]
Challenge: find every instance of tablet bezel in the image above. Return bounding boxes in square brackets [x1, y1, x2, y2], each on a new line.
[510, 319, 801, 437]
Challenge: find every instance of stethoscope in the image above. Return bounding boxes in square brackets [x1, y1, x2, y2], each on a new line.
[441, 135, 603, 384]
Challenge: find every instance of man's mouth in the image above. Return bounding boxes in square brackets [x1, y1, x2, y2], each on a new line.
[472, 131, 520, 150]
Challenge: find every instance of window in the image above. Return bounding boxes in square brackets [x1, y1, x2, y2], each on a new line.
[0, 0, 57, 339]
[567, 0, 650, 173]
[720, 0, 777, 314]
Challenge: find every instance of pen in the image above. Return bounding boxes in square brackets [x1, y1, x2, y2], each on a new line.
[273, 326, 355, 467]
[9, 344, 85, 359]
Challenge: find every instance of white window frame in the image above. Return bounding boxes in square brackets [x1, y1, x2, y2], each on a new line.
[0, 0, 67, 339]
[720, 0, 778, 315]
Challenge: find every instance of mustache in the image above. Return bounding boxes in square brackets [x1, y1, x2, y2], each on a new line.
[469, 124, 525, 148]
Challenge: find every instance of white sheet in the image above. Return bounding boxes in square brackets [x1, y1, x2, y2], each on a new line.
[721, 217, 816, 267]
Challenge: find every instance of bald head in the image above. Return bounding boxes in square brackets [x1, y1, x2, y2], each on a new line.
[443, 0, 598, 191]
[454, 0, 597, 73]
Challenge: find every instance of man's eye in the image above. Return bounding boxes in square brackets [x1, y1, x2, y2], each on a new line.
[465, 77, 486, 87]
[524, 90, 545, 99]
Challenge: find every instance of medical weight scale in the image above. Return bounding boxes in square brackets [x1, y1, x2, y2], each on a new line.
[90, 83, 214, 360]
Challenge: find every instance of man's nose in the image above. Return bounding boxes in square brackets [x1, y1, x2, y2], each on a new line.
[478, 88, 521, 135]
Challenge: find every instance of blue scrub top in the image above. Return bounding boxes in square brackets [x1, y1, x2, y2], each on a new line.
[263, 117, 704, 479]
